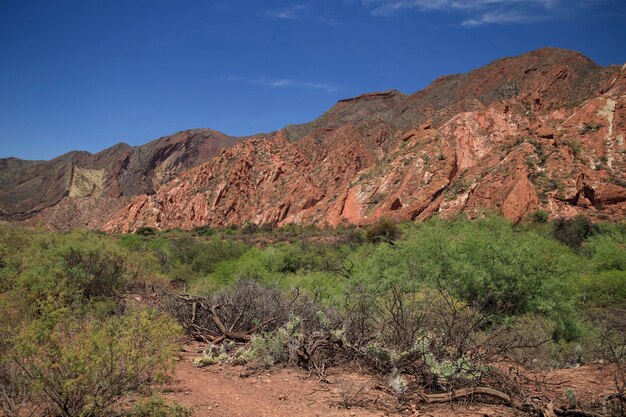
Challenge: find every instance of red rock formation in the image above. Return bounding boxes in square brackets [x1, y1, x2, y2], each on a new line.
[3, 48, 625, 231]
[0, 129, 242, 229]
[102, 49, 625, 232]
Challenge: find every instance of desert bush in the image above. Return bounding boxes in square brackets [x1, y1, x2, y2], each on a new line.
[0, 359, 36, 417]
[340, 278, 500, 389]
[248, 328, 292, 366]
[168, 279, 289, 342]
[223, 224, 239, 235]
[128, 395, 191, 417]
[168, 237, 247, 275]
[366, 218, 401, 244]
[262, 244, 305, 274]
[343, 282, 379, 346]
[371, 282, 429, 350]
[552, 215, 598, 249]
[355, 216, 581, 338]
[241, 222, 259, 235]
[12, 309, 181, 417]
[528, 210, 549, 223]
[259, 223, 276, 233]
[118, 233, 145, 251]
[338, 227, 366, 246]
[63, 247, 128, 299]
[337, 382, 368, 409]
[585, 234, 626, 272]
[193, 313, 327, 368]
[399, 289, 496, 388]
[209, 279, 287, 333]
[135, 226, 157, 236]
[579, 122, 602, 135]
[191, 225, 214, 237]
[578, 270, 626, 308]
[492, 314, 556, 369]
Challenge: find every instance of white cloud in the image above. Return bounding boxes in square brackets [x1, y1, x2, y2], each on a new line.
[224, 76, 340, 93]
[252, 78, 340, 93]
[363, 0, 557, 14]
[461, 9, 539, 26]
[361, 0, 580, 26]
[261, 3, 339, 25]
[263, 4, 308, 19]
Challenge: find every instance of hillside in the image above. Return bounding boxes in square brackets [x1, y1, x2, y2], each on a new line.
[1, 47, 624, 231]
[105, 48, 626, 232]
[0, 129, 242, 228]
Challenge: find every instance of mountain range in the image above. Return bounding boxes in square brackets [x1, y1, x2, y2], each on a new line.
[1, 47, 624, 231]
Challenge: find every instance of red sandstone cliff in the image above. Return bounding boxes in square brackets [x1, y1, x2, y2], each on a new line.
[2, 48, 624, 231]
[101, 48, 626, 232]
[0, 129, 243, 229]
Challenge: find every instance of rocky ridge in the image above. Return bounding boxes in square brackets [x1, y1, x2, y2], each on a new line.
[104, 48, 626, 232]
[1, 48, 624, 231]
[0, 129, 242, 229]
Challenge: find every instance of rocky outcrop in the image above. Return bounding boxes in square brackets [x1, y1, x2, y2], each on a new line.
[3, 48, 625, 231]
[0, 129, 242, 228]
[103, 48, 626, 232]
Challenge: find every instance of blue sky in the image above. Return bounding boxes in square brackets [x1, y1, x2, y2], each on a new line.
[1, 0, 625, 160]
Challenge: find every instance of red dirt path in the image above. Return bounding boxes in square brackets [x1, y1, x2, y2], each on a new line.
[162, 342, 620, 417]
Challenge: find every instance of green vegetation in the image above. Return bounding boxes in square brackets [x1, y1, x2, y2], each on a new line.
[579, 122, 603, 135]
[129, 395, 191, 417]
[565, 139, 583, 157]
[0, 228, 181, 417]
[0, 215, 624, 414]
[528, 209, 549, 223]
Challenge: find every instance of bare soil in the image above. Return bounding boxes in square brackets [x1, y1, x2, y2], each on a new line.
[161, 342, 622, 417]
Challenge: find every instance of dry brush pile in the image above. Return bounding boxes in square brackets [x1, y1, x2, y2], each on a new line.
[165, 278, 626, 416]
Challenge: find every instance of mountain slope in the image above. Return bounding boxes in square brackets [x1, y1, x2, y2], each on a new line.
[102, 48, 626, 232]
[0, 129, 242, 228]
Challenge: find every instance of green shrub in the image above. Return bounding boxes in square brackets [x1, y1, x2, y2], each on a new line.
[259, 223, 276, 233]
[128, 395, 191, 417]
[358, 216, 582, 337]
[191, 225, 214, 237]
[263, 244, 305, 274]
[366, 218, 401, 244]
[242, 223, 259, 235]
[578, 270, 626, 308]
[566, 139, 583, 157]
[552, 215, 598, 249]
[585, 234, 626, 272]
[168, 237, 248, 275]
[135, 226, 157, 236]
[528, 210, 549, 223]
[119, 233, 145, 250]
[12, 309, 181, 417]
[63, 247, 128, 299]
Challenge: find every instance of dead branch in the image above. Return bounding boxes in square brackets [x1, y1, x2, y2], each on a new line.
[416, 387, 611, 417]
[418, 386, 512, 404]
[553, 410, 607, 417]
[208, 305, 252, 342]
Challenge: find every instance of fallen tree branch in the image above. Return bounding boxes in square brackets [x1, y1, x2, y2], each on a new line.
[553, 409, 608, 417]
[418, 387, 512, 404]
[208, 305, 252, 342]
[416, 387, 610, 417]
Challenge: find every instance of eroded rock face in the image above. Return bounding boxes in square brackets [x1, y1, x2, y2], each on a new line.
[0, 129, 243, 228]
[102, 48, 626, 232]
[4, 48, 626, 231]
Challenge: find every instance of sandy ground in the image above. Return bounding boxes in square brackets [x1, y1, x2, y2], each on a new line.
[162, 342, 621, 417]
